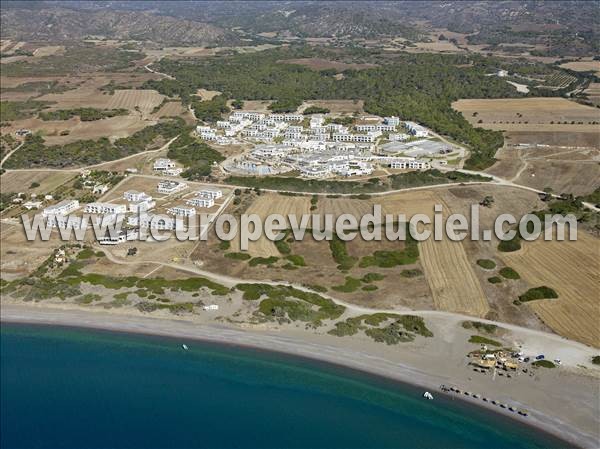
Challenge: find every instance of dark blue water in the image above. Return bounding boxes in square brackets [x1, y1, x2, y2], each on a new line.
[1, 324, 567, 449]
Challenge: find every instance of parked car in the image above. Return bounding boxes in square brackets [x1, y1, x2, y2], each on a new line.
[535, 354, 545, 360]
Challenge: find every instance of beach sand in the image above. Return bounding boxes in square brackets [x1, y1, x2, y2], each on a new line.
[2, 302, 599, 448]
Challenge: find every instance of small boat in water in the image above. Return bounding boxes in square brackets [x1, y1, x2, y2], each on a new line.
[182, 344, 189, 350]
[423, 391, 434, 400]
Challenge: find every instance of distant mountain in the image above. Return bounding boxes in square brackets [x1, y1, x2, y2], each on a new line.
[1, 1, 597, 56]
[0, 5, 238, 46]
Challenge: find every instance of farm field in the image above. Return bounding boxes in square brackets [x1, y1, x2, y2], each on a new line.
[453, 98, 600, 132]
[559, 59, 600, 76]
[0, 170, 77, 195]
[501, 232, 600, 348]
[583, 83, 600, 107]
[229, 193, 312, 257]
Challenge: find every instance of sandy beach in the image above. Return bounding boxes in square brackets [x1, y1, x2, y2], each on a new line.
[2, 303, 599, 448]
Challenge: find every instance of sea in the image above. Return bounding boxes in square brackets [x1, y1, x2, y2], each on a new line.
[1, 323, 568, 449]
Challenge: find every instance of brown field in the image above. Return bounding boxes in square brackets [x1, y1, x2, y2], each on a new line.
[235, 100, 273, 113]
[501, 233, 600, 348]
[195, 89, 222, 101]
[0, 221, 61, 279]
[486, 143, 600, 196]
[583, 83, 600, 107]
[32, 46, 65, 58]
[560, 59, 600, 76]
[453, 98, 600, 132]
[230, 193, 312, 257]
[383, 190, 489, 316]
[420, 237, 489, 317]
[106, 89, 165, 116]
[299, 100, 364, 115]
[4, 115, 157, 145]
[284, 58, 377, 71]
[0, 170, 77, 195]
[151, 101, 190, 120]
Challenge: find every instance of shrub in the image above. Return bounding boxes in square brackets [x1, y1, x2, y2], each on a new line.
[488, 276, 502, 284]
[362, 285, 378, 291]
[468, 335, 502, 347]
[476, 259, 496, 270]
[400, 269, 422, 278]
[332, 276, 362, 293]
[248, 256, 278, 267]
[532, 360, 556, 368]
[499, 267, 520, 280]
[498, 235, 521, 252]
[518, 286, 558, 302]
[286, 254, 306, 267]
[592, 356, 600, 365]
[225, 252, 251, 261]
[361, 273, 385, 283]
[329, 236, 357, 270]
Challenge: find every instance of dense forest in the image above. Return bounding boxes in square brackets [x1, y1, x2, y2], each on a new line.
[146, 46, 542, 169]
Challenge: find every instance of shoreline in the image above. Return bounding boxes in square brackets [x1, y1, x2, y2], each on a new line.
[2, 303, 598, 448]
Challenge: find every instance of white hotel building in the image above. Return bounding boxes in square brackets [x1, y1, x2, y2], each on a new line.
[42, 200, 79, 217]
[167, 206, 196, 217]
[84, 202, 127, 215]
[186, 196, 214, 208]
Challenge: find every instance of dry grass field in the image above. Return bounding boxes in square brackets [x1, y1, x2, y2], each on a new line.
[195, 89, 222, 101]
[486, 143, 600, 196]
[230, 193, 312, 257]
[453, 98, 600, 132]
[382, 189, 490, 316]
[0, 170, 77, 195]
[420, 237, 489, 317]
[106, 89, 165, 116]
[501, 233, 600, 348]
[559, 59, 600, 76]
[0, 221, 61, 280]
[583, 83, 600, 107]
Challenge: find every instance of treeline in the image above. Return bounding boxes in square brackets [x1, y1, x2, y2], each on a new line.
[4, 118, 186, 169]
[166, 131, 224, 179]
[191, 95, 230, 123]
[225, 169, 489, 194]
[38, 108, 129, 121]
[145, 46, 536, 169]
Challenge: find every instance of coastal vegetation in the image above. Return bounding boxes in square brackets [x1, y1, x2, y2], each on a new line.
[462, 321, 498, 334]
[468, 335, 502, 347]
[236, 283, 345, 325]
[329, 313, 433, 344]
[532, 360, 556, 369]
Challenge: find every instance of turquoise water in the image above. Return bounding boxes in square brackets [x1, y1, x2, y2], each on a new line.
[1, 324, 567, 449]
